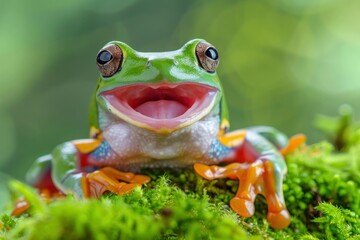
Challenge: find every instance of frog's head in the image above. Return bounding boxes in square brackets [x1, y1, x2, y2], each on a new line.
[91, 39, 229, 134]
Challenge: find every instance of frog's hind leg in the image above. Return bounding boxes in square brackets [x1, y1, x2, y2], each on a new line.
[280, 134, 306, 156]
[26, 154, 59, 194]
[12, 155, 63, 216]
[249, 126, 306, 155]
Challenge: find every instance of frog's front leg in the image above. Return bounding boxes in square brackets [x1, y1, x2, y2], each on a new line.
[195, 131, 294, 229]
[195, 160, 264, 217]
[195, 156, 289, 229]
[52, 140, 150, 198]
[83, 167, 150, 198]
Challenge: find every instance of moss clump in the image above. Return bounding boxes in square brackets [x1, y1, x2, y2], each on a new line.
[0, 177, 253, 240]
[1, 108, 360, 239]
[1, 140, 359, 240]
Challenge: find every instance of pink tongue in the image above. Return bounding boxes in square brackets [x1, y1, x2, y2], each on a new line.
[135, 100, 188, 119]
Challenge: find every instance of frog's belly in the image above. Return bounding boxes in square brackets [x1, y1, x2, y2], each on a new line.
[94, 114, 220, 171]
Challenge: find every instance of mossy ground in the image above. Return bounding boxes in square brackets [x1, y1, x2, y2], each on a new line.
[0, 140, 359, 240]
[1, 109, 360, 239]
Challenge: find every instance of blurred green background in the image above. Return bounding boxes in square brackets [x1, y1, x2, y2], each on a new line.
[1, 0, 360, 179]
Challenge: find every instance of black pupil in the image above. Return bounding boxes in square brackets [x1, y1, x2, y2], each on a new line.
[205, 47, 218, 60]
[97, 50, 113, 64]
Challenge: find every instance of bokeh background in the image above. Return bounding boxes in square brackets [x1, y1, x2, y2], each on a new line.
[1, 0, 360, 179]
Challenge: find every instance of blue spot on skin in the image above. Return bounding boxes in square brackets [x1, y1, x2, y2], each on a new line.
[209, 139, 232, 162]
[91, 141, 111, 161]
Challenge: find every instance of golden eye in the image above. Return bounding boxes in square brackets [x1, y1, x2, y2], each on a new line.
[96, 44, 123, 77]
[196, 42, 219, 73]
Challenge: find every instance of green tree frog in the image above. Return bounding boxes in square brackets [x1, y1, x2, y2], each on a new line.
[19, 39, 305, 229]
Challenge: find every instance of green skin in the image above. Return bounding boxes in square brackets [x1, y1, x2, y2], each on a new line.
[90, 39, 228, 130]
[26, 39, 291, 226]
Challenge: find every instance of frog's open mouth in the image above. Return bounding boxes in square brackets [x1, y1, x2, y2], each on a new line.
[101, 82, 218, 133]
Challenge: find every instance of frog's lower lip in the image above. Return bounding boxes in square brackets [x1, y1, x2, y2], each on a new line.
[101, 82, 218, 133]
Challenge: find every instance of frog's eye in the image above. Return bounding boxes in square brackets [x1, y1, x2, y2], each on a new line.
[96, 44, 123, 77]
[196, 42, 219, 73]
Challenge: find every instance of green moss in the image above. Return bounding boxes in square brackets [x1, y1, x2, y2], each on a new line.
[1, 177, 253, 240]
[1, 141, 359, 240]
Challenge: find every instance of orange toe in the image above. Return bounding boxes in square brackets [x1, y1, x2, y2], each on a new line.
[267, 209, 291, 229]
[230, 197, 255, 217]
[281, 134, 306, 156]
[193, 163, 215, 180]
[11, 198, 30, 216]
[116, 183, 139, 196]
[130, 175, 151, 184]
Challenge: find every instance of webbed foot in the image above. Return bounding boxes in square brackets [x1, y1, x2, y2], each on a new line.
[194, 159, 290, 229]
[280, 134, 306, 155]
[11, 189, 64, 216]
[82, 167, 150, 198]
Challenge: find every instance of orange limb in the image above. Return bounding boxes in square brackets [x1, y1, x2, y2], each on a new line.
[194, 162, 245, 180]
[11, 197, 30, 216]
[194, 160, 290, 229]
[195, 161, 263, 217]
[262, 161, 290, 229]
[82, 167, 150, 198]
[11, 189, 65, 217]
[280, 134, 306, 156]
[230, 160, 264, 217]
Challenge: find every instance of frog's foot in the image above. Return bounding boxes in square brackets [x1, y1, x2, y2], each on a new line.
[11, 189, 65, 216]
[195, 160, 263, 217]
[194, 162, 245, 180]
[267, 209, 291, 229]
[82, 167, 151, 198]
[262, 161, 291, 229]
[280, 134, 306, 156]
[194, 160, 290, 228]
[11, 197, 30, 216]
[229, 160, 264, 217]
